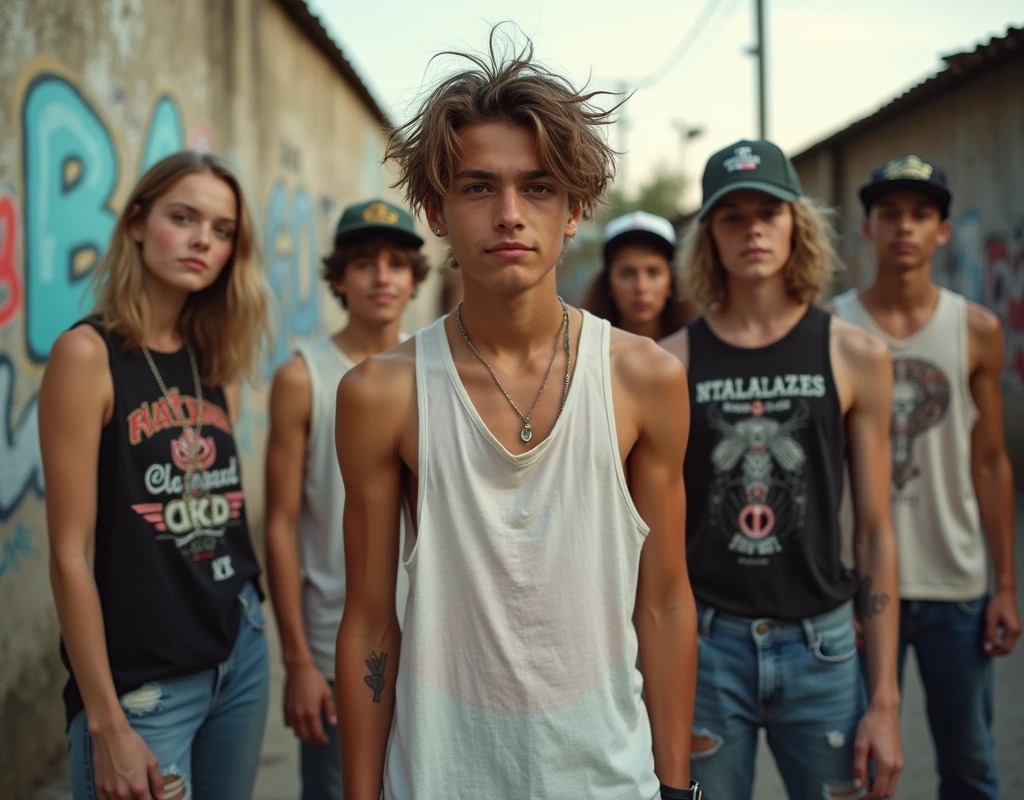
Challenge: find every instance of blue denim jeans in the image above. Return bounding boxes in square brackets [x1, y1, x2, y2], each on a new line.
[299, 678, 341, 800]
[68, 582, 270, 799]
[689, 600, 866, 800]
[863, 597, 997, 800]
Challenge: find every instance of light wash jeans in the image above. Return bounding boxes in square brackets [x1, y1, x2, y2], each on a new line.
[689, 600, 866, 800]
[68, 581, 270, 799]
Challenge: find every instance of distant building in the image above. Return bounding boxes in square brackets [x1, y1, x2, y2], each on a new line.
[790, 26, 1024, 481]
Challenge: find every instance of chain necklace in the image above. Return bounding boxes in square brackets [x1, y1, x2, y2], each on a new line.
[142, 343, 207, 528]
[456, 298, 572, 443]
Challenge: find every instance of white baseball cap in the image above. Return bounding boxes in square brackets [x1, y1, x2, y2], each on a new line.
[602, 211, 677, 259]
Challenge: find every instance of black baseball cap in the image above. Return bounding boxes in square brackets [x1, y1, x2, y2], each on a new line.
[332, 199, 424, 248]
[698, 139, 803, 219]
[858, 154, 952, 219]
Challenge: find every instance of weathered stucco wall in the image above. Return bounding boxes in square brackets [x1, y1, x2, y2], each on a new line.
[793, 57, 1024, 483]
[0, 1, 442, 795]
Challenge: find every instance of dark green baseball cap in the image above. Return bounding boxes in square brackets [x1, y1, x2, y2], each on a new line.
[332, 199, 424, 248]
[698, 139, 803, 219]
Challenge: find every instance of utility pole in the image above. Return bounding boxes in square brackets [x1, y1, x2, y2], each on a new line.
[753, 0, 767, 138]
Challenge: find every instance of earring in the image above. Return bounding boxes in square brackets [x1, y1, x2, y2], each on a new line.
[435, 228, 443, 237]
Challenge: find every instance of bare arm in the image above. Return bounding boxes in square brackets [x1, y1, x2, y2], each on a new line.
[840, 326, 903, 797]
[264, 357, 338, 742]
[335, 355, 409, 799]
[968, 306, 1020, 655]
[41, 327, 162, 799]
[623, 339, 697, 788]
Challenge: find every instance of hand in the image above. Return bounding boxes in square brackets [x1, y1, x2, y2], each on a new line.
[852, 705, 903, 799]
[284, 663, 337, 745]
[984, 588, 1021, 656]
[91, 720, 164, 800]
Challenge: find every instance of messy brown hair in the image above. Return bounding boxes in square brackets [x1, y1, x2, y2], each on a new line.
[680, 197, 841, 313]
[384, 23, 622, 221]
[89, 150, 269, 386]
[321, 234, 429, 308]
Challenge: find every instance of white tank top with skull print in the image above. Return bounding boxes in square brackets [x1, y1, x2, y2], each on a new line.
[833, 287, 984, 600]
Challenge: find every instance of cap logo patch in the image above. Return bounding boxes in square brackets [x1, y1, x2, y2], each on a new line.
[362, 202, 399, 224]
[884, 155, 933, 181]
[724, 146, 760, 172]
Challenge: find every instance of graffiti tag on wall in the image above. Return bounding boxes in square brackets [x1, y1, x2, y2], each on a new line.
[983, 220, 1024, 389]
[941, 211, 1024, 390]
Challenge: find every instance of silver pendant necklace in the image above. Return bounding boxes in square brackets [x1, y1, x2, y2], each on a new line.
[456, 299, 572, 443]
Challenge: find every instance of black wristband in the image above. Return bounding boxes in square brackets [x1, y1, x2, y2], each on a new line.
[660, 784, 692, 800]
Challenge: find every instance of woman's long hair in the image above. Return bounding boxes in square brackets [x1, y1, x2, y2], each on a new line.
[89, 151, 270, 386]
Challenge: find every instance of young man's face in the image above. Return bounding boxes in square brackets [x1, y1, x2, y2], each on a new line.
[863, 189, 951, 274]
[333, 244, 419, 326]
[709, 189, 794, 286]
[428, 122, 580, 295]
[607, 243, 673, 329]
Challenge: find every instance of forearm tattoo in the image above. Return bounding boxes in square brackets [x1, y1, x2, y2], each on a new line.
[364, 651, 388, 703]
[857, 577, 890, 620]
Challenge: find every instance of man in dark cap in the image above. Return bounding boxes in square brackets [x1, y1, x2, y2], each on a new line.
[834, 155, 1019, 800]
[264, 199, 429, 799]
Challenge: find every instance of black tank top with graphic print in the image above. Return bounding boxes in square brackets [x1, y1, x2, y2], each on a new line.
[60, 319, 261, 724]
[684, 306, 856, 620]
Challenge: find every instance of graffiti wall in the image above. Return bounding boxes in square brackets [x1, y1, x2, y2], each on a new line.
[936, 211, 1024, 391]
[0, 1, 443, 794]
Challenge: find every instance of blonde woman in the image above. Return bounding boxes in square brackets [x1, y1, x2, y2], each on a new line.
[40, 150, 271, 800]
[661, 139, 903, 800]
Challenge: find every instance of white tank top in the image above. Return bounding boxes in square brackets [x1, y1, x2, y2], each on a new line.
[295, 335, 410, 678]
[384, 311, 658, 800]
[833, 288, 984, 600]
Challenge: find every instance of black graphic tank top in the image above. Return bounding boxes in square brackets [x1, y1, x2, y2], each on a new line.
[60, 319, 262, 724]
[684, 306, 855, 620]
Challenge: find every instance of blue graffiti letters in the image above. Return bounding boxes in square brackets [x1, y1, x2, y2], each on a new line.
[22, 75, 118, 363]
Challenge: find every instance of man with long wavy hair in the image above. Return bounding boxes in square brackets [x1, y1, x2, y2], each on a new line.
[661, 139, 903, 800]
[333, 26, 701, 800]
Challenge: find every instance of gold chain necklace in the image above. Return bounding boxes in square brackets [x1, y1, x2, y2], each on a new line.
[455, 299, 572, 443]
[141, 344, 208, 528]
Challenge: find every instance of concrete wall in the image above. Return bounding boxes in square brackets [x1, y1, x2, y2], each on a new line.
[0, 1, 443, 795]
[792, 57, 1024, 482]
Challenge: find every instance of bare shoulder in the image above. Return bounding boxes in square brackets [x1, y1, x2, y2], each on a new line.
[48, 324, 109, 369]
[966, 300, 1001, 341]
[831, 314, 890, 369]
[41, 324, 113, 421]
[657, 325, 690, 368]
[610, 327, 688, 396]
[271, 353, 311, 398]
[337, 336, 417, 413]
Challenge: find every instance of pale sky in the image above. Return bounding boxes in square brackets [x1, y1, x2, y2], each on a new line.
[308, 0, 1021, 211]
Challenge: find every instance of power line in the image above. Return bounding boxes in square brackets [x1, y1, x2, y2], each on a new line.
[640, 0, 723, 89]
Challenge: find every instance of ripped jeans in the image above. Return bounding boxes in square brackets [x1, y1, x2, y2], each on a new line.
[689, 600, 866, 800]
[68, 582, 270, 799]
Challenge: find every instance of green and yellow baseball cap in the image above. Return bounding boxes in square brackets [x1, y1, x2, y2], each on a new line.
[698, 139, 803, 219]
[332, 199, 423, 248]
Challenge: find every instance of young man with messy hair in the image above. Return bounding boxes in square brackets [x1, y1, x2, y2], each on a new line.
[334, 28, 702, 800]
[265, 199, 428, 799]
[662, 140, 903, 800]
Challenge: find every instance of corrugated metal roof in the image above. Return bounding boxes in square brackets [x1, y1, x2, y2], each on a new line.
[272, 0, 390, 127]
[792, 25, 1023, 161]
